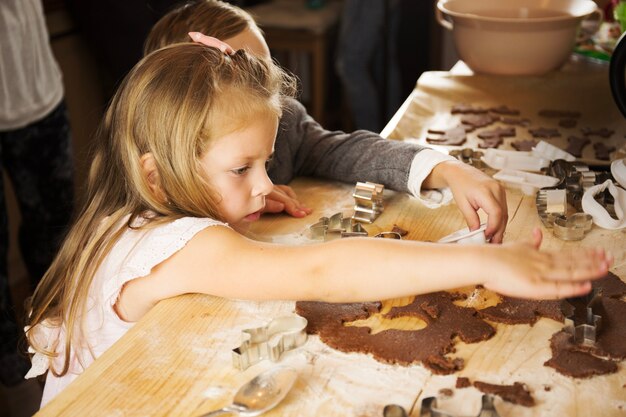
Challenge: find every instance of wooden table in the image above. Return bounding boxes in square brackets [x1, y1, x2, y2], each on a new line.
[36, 69, 626, 416]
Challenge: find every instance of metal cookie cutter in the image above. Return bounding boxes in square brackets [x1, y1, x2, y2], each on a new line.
[353, 181, 385, 223]
[309, 212, 368, 241]
[419, 395, 500, 417]
[562, 289, 602, 347]
[232, 316, 308, 370]
[536, 189, 564, 228]
[552, 213, 593, 241]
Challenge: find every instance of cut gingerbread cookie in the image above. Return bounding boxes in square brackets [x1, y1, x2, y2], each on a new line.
[593, 142, 615, 160]
[565, 136, 591, 158]
[501, 117, 531, 127]
[477, 127, 515, 149]
[529, 127, 561, 138]
[538, 109, 581, 119]
[460, 114, 497, 130]
[427, 125, 468, 146]
[451, 103, 488, 114]
[559, 119, 578, 128]
[489, 105, 520, 115]
[511, 139, 538, 152]
[581, 127, 615, 138]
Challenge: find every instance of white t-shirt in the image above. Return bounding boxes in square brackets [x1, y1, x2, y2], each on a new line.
[0, 0, 64, 129]
[25, 215, 227, 407]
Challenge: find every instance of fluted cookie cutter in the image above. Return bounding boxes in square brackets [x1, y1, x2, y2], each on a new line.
[309, 212, 368, 241]
[552, 213, 593, 241]
[353, 181, 385, 223]
[562, 289, 602, 347]
[419, 395, 500, 417]
[232, 316, 308, 370]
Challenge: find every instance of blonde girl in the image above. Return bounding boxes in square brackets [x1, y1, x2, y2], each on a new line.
[26, 36, 611, 407]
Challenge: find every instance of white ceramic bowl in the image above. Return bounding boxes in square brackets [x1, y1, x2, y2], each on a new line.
[436, 0, 602, 75]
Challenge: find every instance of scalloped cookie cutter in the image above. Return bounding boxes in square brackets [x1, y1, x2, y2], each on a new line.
[552, 213, 593, 241]
[352, 181, 385, 224]
[232, 316, 308, 370]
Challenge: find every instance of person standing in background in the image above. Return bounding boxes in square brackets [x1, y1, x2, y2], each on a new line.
[0, 0, 74, 414]
[335, 0, 402, 132]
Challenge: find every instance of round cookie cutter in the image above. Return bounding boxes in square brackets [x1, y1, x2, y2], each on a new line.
[552, 213, 593, 241]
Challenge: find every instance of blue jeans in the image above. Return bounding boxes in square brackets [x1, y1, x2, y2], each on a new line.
[335, 0, 402, 132]
[0, 101, 74, 386]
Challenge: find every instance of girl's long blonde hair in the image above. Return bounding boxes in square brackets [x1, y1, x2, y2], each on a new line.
[26, 43, 295, 376]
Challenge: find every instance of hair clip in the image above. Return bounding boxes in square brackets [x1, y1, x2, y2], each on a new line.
[188, 31, 235, 55]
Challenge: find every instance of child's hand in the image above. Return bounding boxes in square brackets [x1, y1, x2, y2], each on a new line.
[427, 160, 508, 243]
[263, 184, 313, 218]
[444, 162, 508, 243]
[483, 228, 612, 299]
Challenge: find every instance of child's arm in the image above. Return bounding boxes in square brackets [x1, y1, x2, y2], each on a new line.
[117, 226, 610, 321]
[272, 98, 508, 241]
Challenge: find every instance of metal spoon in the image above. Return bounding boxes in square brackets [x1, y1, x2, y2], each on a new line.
[199, 367, 297, 416]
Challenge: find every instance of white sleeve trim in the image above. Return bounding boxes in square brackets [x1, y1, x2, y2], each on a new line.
[407, 149, 456, 208]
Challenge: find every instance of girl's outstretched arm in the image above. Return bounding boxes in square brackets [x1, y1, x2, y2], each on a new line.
[117, 226, 611, 321]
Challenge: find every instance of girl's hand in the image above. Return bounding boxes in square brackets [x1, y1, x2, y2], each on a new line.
[426, 161, 508, 243]
[444, 162, 508, 244]
[263, 184, 313, 218]
[483, 228, 613, 299]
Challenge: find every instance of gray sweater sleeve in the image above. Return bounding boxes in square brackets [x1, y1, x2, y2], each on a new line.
[268, 98, 428, 193]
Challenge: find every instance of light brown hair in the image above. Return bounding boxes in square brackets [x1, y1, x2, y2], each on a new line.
[26, 43, 295, 376]
[144, 0, 255, 55]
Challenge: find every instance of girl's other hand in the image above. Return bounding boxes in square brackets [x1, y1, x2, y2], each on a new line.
[483, 228, 613, 299]
[263, 184, 313, 218]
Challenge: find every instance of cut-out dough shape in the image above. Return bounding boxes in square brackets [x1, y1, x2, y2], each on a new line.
[565, 136, 590, 157]
[501, 117, 531, 127]
[427, 125, 467, 146]
[451, 103, 488, 114]
[489, 105, 520, 115]
[593, 142, 615, 160]
[460, 114, 497, 130]
[477, 127, 515, 149]
[538, 109, 581, 118]
[511, 139, 538, 152]
[559, 119, 578, 128]
[529, 127, 561, 138]
[581, 127, 614, 138]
